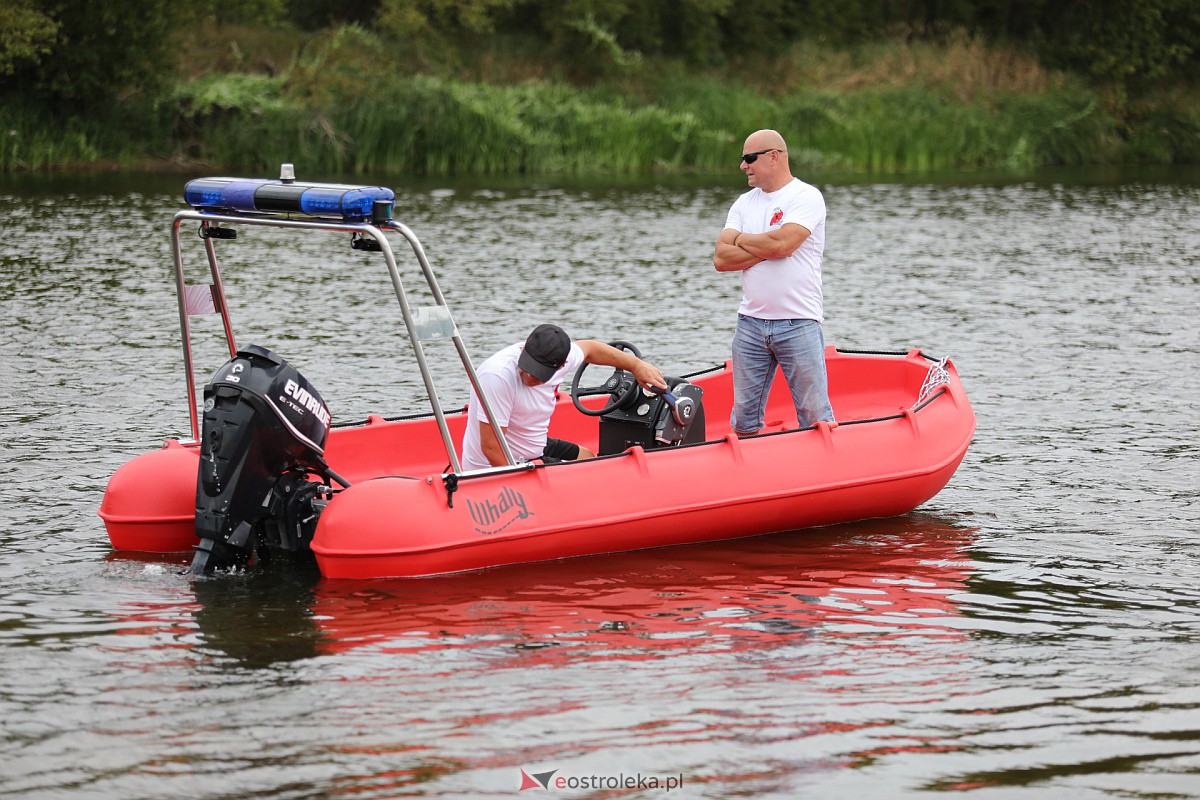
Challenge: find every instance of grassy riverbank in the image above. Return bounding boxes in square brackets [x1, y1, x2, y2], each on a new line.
[3, 23, 1197, 176]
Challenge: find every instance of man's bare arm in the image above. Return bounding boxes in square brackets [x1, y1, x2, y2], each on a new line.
[734, 222, 810, 261]
[713, 228, 762, 272]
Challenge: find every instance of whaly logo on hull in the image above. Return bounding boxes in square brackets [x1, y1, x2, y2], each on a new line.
[466, 485, 533, 534]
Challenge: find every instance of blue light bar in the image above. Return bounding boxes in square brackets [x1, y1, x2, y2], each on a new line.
[184, 177, 395, 221]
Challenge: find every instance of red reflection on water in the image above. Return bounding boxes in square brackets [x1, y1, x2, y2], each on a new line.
[101, 516, 977, 797]
[102, 513, 975, 670]
[311, 513, 976, 659]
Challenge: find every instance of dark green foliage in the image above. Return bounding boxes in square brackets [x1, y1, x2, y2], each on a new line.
[1025, 0, 1196, 84]
[0, 0, 189, 112]
[1120, 100, 1200, 164]
[1, 0, 1197, 173]
[0, 0, 59, 76]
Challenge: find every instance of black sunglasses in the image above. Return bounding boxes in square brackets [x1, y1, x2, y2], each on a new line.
[741, 148, 780, 165]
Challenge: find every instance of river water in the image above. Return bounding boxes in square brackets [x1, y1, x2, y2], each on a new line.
[1, 167, 1198, 799]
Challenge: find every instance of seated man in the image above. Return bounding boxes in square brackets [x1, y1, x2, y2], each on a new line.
[460, 324, 666, 471]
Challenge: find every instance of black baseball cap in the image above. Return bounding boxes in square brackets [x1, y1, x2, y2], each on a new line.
[518, 324, 571, 382]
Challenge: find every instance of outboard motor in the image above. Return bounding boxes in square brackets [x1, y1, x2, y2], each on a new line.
[192, 345, 340, 574]
[598, 378, 705, 455]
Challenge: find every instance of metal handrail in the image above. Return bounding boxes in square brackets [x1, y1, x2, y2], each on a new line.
[169, 209, 515, 474]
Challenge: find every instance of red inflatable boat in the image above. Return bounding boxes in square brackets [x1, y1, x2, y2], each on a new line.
[99, 172, 976, 579]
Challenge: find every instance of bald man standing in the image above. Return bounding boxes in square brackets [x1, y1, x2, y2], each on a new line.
[713, 129, 835, 435]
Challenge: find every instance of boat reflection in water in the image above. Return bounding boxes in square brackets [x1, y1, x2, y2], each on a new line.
[307, 512, 977, 660]
[108, 512, 975, 667]
[100, 513, 977, 795]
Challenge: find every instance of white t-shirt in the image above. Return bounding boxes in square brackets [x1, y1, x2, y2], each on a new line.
[724, 177, 826, 321]
[460, 341, 586, 471]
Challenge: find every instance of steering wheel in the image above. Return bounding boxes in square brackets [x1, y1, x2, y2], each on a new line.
[570, 340, 643, 417]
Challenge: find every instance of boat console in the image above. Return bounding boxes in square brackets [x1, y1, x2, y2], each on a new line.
[568, 341, 705, 455]
[596, 380, 705, 454]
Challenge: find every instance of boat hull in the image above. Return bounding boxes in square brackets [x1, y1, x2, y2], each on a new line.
[99, 348, 976, 578]
[99, 441, 200, 552]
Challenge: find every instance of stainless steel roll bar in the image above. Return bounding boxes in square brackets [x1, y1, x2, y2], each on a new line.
[170, 209, 516, 474]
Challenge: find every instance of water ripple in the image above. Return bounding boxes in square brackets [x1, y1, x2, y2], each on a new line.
[2, 173, 1200, 798]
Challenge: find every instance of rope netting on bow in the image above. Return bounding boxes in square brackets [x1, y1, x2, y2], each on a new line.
[915, 357, 950, 407]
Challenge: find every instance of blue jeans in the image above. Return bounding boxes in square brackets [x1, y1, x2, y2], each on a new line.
[731, 315, 834, 433]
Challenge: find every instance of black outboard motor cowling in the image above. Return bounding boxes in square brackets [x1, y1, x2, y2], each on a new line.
[192, 345, 334, 574]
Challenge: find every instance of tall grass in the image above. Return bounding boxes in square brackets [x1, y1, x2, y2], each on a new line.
[0, 104, 105, 171]
[6, 24, 1196, 175]
[180, 76, 736, 175]
[780, 87, 1118, 171]
[764, 31, 1064, 101]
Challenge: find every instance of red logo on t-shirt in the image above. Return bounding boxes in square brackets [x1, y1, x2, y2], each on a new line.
[769, 208, 783, 226]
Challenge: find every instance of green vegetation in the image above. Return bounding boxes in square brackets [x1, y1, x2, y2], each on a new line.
[1, 0, 1197, 175]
